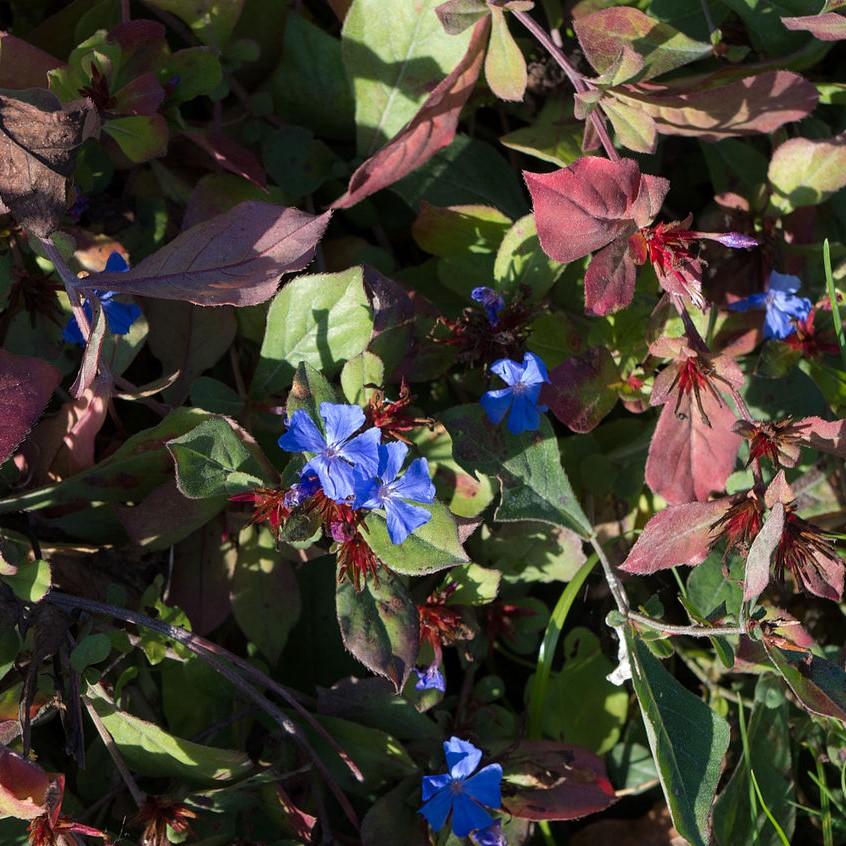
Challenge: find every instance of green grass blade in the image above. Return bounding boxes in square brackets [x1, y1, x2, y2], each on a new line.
[527, 554, 598, 739]
[823, 238, 846, 370]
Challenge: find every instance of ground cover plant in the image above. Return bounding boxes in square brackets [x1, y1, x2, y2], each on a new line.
[0, 0, 846, 843]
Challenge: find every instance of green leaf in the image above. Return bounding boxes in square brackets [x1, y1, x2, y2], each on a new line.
[341, 351, 385, 406]
[190, 377, 245, 416]
[493, 214, 565, 300]
[144, 0, 244, 48]
[363, 501, 469, 575]
[158, 47, 223, 104]
[443, 563, 501, 604]
[625, 629, 730, 846]
[412, 203, 511, 257]
[713, 677, 795, 846]
[440, 405, 592, 536]
[484, 522, 588, 584]
[167, 418, 267, 499]
[86, 684, 254, 783]
[103, 115, 169, 163]
[251, 268, 374, 397]
[0, 559, 51, 602]
[70, 633, 112, 674]
[342, 0, 473, 155]
[261, 125, 336, 201]
[768, 133, 846, 214]
[435, 0, 489, 34]
[500, 99, 585, 167]
[336, 573, 419, 692]
[285, 361, 339, 423]
[231, 526, 300, 665]
[602, 97, 658, 154]
[718, 0, 819, 54]
[484, 8, 527, 102]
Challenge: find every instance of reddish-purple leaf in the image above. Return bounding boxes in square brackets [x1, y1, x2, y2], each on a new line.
[501, 740, 617, 821]
[645, 391, 741, 504]
[0, 33, 63, 89]
[113, 72, 165, 116]
[182, 129, 268, 188]
[782, 12, 846, 40]
[80, 201, 331, 306]
[0, 746, 54, 820]
[332, 17, 490, 209]
[525, 156, 669, 264]
[541, 347, 619, 432]
[796, 416, 846, 457]
[583, 236, 637, 315]
[620, 498, 731, 575]
[0, 349, 61, 465]
[743, 502, 784, 602]
[613, 71, 818, 142]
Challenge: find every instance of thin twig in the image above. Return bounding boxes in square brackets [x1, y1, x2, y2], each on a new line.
[40, 238, 91, 343]
[83, 691, 147, 808]
[589, 535, 629, 613]
[511, 9, 620, 162]
[629, 611, 746, 638]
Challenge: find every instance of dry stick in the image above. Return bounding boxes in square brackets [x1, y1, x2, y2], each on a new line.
[44, 592, 363, 830]
[511, 9, 620, 162]
[82, 692, 147, 808]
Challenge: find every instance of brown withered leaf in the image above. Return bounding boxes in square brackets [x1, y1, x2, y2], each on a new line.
[0, 90, 91, 236]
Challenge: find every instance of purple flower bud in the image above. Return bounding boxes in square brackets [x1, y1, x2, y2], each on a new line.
[710, 232, 758, 249]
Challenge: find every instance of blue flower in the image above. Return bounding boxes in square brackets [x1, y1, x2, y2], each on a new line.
[472, 823, 507, 846]
[63, 252, 141, 346]
[415, 664, 446, 692]
[419, 737, 503, 837]
[283, 469, 321, 508]
[354, 441, 435, 544]
[471, 287, 505, 326]
[729, 271, 812, 340]
[278, 403, 381, 502]
[480, 351, 549, 434]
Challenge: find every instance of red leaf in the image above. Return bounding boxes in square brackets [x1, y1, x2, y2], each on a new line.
[782, 12, 846, 40]
[501, 740, 617, 821]
[0, 349, 61, 465]
[0, 34, 63, 89]
[182, 129, 268, 188]
[583, 237, 637, 315]
[0, 746, 54, 820]
[331, 17, 490, 209]
[645, 392, 741, 504]
[525, 156, 669, 264]
[541, 347, 619, 432]
[743, 501, 784, 601]
[795, 416, 846, 457]
[620, 498, 731, 574]
[81, 201, 331, 306]
[113, 72, 165, 116]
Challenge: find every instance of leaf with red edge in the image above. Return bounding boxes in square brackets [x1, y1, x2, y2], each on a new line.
[332, 16, 489, 209]
[645, 392, 741, 504]
[620, 498, 731, 575]
[743, 502, 784, 602]
[0, 746, 54, 820]
[435, 0, 488, 34]
[501, 740, 617, 821]
[763, 639, 846, 724]
[79, 201, 331, 306]
[541, 347, 619, 432]
[796, 416, 846, 456]
[525, 156, 669, 264]
[609, 71, 818, 142]
[0, 349, 61, 465]
[583, 236, 637, 315]
[112, 72, 165, 116]
[782, 12, 846, 40]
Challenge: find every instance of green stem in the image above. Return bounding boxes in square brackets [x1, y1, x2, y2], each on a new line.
[823, 238, 846, 371]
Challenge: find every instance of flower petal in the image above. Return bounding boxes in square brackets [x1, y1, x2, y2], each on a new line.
[338, 426, 382, 476]
[104, 251, 130, 273]
[278, 410, 326, 454]
[728, 293, 767, 313]
[451, 795, 495, 837]
[378, 441, 408, 484]
[444, 737, 482, 779]
[464, 763, 503, 809]
[768, 271, 801, 294]
[415, 664, 446, 692]
[490, 358, 525, 386]
[317, 457, 359, 503]
[353, 474, 382, 510]
[391, 458, 435, 503]
[321, 402, 365, 446]
[419, 785, 453, 831]
[385, 498, 432, 544]
[481, 387, 513, 425]
[422, 773, 452, 802]
[520, 351, 549, 385]
[103, 299, 141, 335]
[506, 394, 543, 434]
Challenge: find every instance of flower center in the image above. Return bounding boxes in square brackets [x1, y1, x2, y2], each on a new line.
[449, 779, 465, 794]
[510, 381, 529, 396]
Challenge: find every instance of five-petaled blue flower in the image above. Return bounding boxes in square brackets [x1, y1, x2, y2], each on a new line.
[415, 663, 446, 692]
[729, 271, 812, 340]
[278, 403, 381, 502]
[481, 351, 549, 434]
[420, 736, 503, 837]
[354, 441, 435, 544]
[63, 252, 141, 346]
[471, 287, 505, 326]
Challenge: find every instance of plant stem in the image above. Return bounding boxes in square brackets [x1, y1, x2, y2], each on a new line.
[511, 9, 620, 162]
[589, 535, 629, 613]
[40, 238, 91, 343]
[629, 611, 746, 638]
[83, 690, 147, 808]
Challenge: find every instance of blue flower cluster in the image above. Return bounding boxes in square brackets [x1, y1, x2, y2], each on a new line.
[278, 402, 436, 545]
[481, 351, 550, 435]
[420, 737, 504, 840]
[729, 271, 812, 340]
[64, 252, 142, 346]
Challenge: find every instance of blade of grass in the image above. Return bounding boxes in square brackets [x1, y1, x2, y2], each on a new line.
[527, 554, 598, 739]
[816, 756, 834, 846]
[823, 238, 846, 370]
